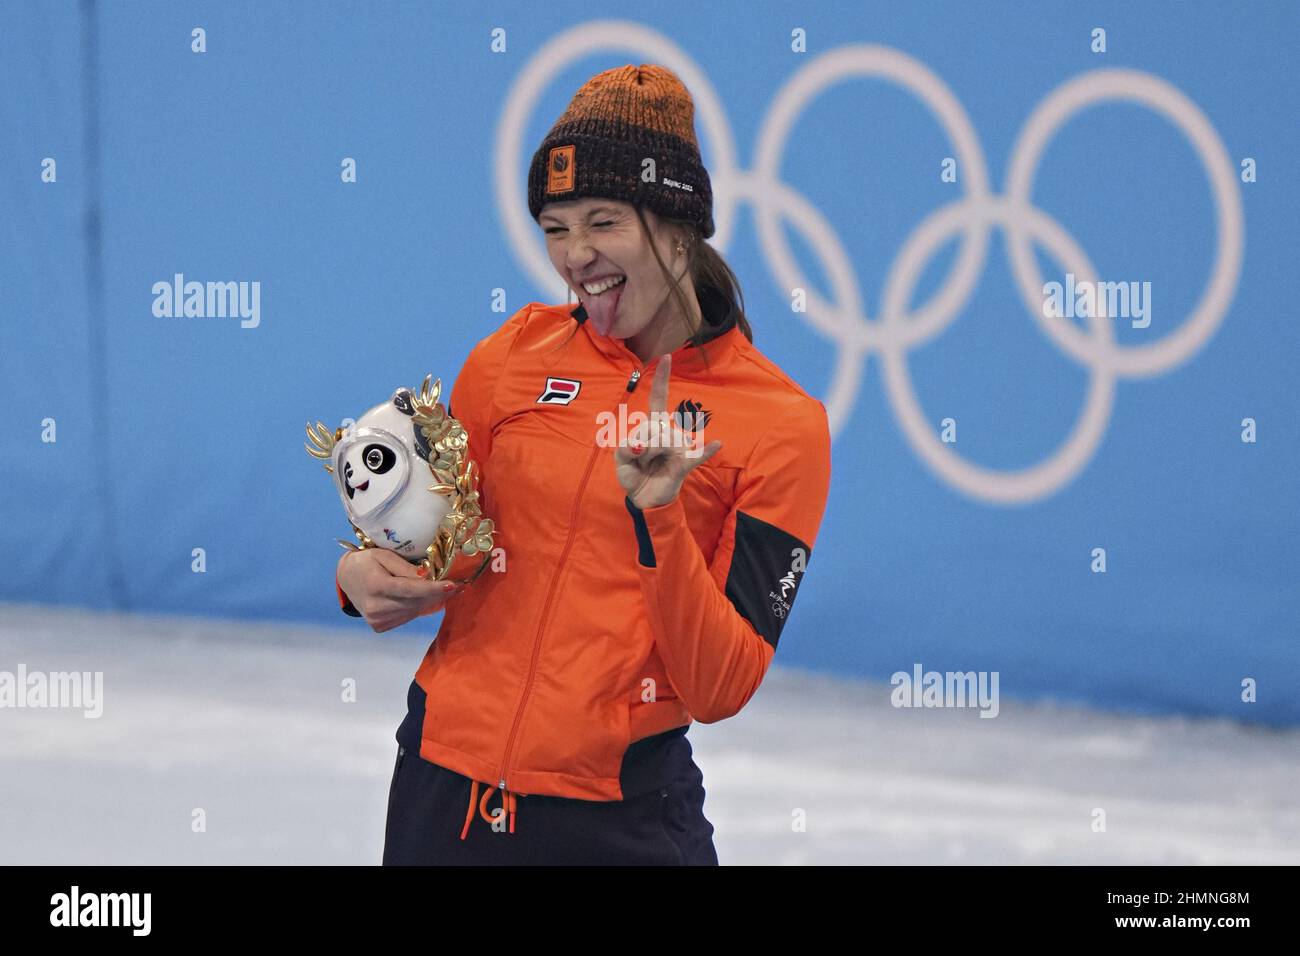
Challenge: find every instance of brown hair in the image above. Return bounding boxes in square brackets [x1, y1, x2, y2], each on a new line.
[549, 205, 752, 367]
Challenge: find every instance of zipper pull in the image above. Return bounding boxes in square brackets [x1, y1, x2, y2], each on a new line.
[499, 778, 507, 789]
[626, 368, 642, 392]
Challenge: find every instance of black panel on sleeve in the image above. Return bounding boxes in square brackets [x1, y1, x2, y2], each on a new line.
[723, 510, 811, 650]
[624, 496, 657, 568]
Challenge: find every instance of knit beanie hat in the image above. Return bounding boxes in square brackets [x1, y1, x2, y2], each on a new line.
[527, 64, 715, 239]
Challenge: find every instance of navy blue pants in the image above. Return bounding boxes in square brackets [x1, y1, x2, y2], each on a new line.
[381, 735, 720, 866]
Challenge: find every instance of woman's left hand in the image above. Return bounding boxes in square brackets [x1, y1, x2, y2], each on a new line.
[614, 353, 723, 510]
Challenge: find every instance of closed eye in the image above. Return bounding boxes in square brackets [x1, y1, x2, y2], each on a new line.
[544, 221, 614, 234]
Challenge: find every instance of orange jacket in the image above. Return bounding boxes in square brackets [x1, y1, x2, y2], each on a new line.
[337, 290, 832, 837]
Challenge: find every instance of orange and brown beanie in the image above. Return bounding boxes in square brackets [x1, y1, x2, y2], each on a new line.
[527, 63, 715, 238]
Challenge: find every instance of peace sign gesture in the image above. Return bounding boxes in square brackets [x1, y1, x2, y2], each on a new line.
[615, 354, 723, 510]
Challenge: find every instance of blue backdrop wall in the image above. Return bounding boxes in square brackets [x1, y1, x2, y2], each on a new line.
[3, 1, 1296, 723]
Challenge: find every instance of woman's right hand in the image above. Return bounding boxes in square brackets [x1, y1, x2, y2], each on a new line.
[337, 548, 467, 633]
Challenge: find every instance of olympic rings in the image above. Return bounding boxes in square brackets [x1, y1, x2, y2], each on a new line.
[497, 27, 1243, 504]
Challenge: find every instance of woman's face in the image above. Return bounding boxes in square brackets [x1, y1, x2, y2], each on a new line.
[539, 198, 687, 340]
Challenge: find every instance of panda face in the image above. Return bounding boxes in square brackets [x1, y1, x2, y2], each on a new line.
[336, 429, 411, 520]
[343, 443, 397, 498]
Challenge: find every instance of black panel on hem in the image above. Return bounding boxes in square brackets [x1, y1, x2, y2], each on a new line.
[395, 678, 427, 752]
[396, 676, 694, 802]
[619, 723, 695, 798]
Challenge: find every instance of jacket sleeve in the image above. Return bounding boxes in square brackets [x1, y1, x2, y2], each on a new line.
[623, 395, 832, 723]
[334, 303, 533, 617]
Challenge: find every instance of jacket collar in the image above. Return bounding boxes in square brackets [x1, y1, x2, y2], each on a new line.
[569, 283, 741, 376]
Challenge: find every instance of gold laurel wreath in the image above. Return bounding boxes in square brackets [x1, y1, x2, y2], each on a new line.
[304, 374, 496, 583]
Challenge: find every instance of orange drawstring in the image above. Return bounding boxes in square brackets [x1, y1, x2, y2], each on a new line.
[460, 779, 521, 840]
[460, 780, 480, 840]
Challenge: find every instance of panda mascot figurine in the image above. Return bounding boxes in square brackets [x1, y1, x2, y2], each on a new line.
[304, 375, 495, 584]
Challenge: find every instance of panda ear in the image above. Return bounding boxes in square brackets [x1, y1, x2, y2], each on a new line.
[393, 389, 415, 416]
[412, 422, 434, 463]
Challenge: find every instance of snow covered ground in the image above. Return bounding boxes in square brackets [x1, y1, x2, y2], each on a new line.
[1, 602, 1296, 865]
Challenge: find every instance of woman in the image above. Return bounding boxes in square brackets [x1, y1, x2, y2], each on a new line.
[336, 64, 832, 865]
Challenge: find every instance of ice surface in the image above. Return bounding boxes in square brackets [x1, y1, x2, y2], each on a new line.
[1, 603, 1296, 865]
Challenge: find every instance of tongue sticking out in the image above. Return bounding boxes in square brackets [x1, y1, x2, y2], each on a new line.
[585, 280, 624, 336]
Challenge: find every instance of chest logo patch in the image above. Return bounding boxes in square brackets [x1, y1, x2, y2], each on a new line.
[673, 398, 713, 433]
[537, 377, 582, 405]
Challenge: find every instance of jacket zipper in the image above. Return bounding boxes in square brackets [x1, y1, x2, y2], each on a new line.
[494, 364, 645, 791]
